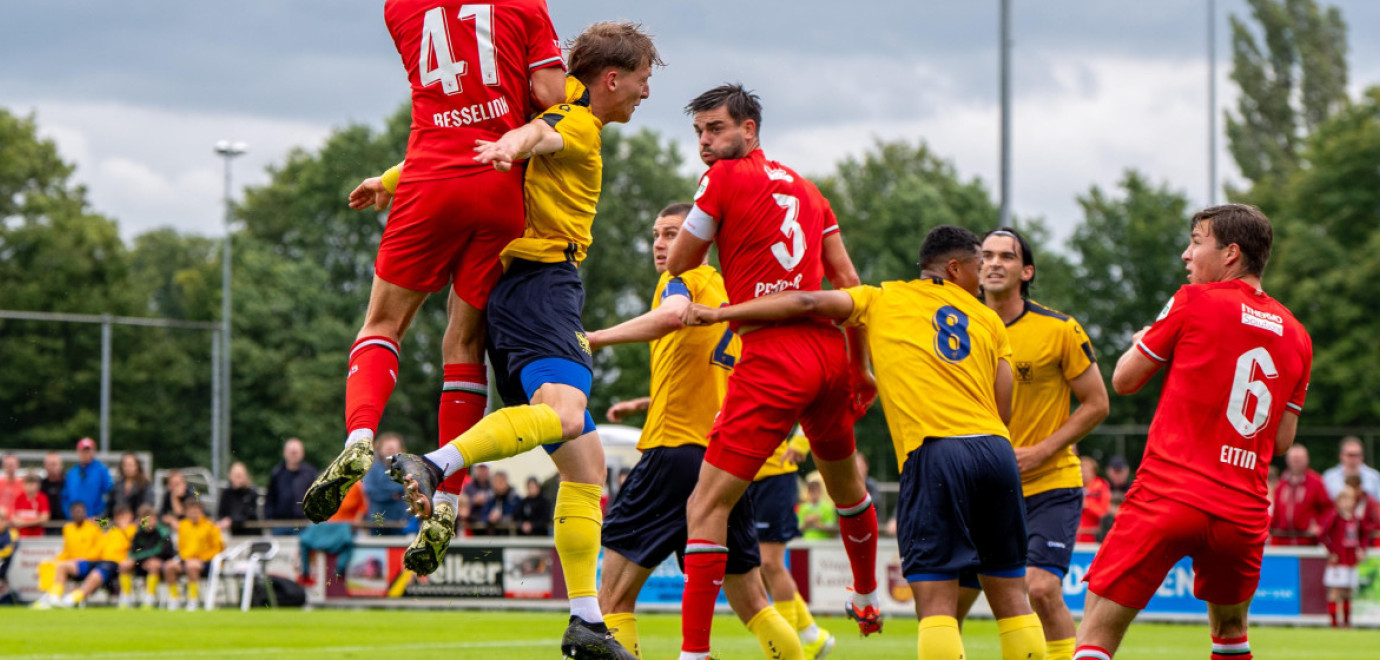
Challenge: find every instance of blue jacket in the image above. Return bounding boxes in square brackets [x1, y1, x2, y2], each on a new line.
[363, 460, 409, 524]
[63, 461, 112, 518]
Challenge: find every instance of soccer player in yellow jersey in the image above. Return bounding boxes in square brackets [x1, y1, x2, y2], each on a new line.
[950, 227, 1109, 660]
[32, 500, 102, 609]
[164, 499, 224, 611]
[582, 203, 803, 659]
[684, 226, 1047, 660]
[54, 505, 136, 608]
[385, 23, 657, 660]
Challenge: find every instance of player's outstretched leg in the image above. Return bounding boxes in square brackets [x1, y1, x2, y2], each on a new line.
[387, 453, 443, 519]
[816, 453, 881, 636]
[303, 434, 375, 523]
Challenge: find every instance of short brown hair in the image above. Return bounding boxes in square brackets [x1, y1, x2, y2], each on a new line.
[1190, 204, 1273, 276]
[658, 202, 693, 218]
[567, 22, 662, 84]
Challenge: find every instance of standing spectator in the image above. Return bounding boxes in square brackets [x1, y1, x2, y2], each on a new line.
[158, 470, 197, 527]
[482, 471, 520, 534]
[40, 452, 66, 529]
[106, 453, 153, 516]
[363, 433, 409, 534]
[62, 438, 112, 520]
[163, 499, 224, 610]
[1322, 437, 1380, 501]
[515, 477, 552, 536]
[0, 509, 15, 605]
[1104, 455, 1134, 498]
[126, 503, 175, 608]
[461, 464, 494, 527]
[11, 472, 50, 537]
[263, 438, 318, 533]
[0, 454, 22, 514]
[216, 462, 260, 536]
[1319, 488, 1370, 628]
[1079, 456, 1111, 543]
[1271, 444, 1332, 545]
[797, 479, 837, 541]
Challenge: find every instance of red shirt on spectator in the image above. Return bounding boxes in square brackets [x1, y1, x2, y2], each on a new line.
[1271, 469, 1331, 545]
[10, 490, 49, 537]
[1319, 510, 1370, 566]
[0, 477, 22, 515]
[1353, 493, 1380, 548]
[1079, 476, 1111, 543]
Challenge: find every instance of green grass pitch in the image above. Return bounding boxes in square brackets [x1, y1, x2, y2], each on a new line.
[0, 609, 1373, 659]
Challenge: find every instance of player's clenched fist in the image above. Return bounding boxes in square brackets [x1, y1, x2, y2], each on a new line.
[348, 176, 393, 211]
[681, 303, 721, 327]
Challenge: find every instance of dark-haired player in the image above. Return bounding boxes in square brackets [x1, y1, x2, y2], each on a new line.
[682, 225, 1047, 660]
[1075, 205, 1313, 660]
[666, 84, 880, 658]
[955, 227, 1109, 660]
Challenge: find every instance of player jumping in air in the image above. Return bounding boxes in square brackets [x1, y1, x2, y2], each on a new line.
[385, 22, 659, 660]
[302, 0, 565, 570]
[954, 227, 1110, 660]
[584, 203, 806, 659]
[682, 225, 1048, 660]
[665, 84, 880, 659]
[1075, 205, 1313, 660]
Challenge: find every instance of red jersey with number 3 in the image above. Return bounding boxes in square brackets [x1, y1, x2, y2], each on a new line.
[1133, 279, 1313, 527]
[692, 149, 840, 317]
[385, 0, 563, 183]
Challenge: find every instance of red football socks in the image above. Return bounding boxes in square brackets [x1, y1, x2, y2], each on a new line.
[438, 363, 487, 493]
[1073, 645, 1112, 660]
[836, 495, 879, 595]
[681, 540, 728, 654]
[1329, 601, 1338, 627]
[1210, 634, 1251, 660]
[1342, 598, 1351, 626]
[345, 336, 400, 438]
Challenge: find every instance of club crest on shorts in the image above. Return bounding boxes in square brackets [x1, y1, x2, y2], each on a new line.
[577, 331, 592, 355]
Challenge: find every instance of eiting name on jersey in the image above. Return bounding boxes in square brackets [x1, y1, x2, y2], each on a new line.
[1241, 304, 1283, 336]
[433, 97, 512, 128]
[1220, 445, 1258, 470]
[754, 273, 804, 298]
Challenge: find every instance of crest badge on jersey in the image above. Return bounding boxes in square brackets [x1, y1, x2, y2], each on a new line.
[1015, 361, 1035, 384]
[1155, 297, 1174, 322]
[694, 176, 709, 200]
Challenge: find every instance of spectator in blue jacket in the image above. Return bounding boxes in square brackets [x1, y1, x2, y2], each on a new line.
[62, 438, 111, 519]
[263, 438, 317, 534]
[363, 433, 409, 535]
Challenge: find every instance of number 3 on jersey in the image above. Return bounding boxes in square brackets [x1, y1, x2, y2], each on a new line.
[770, 194, 804, 270]
[420, 4, 498, 95]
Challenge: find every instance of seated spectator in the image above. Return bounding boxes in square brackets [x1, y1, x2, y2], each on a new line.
[461, 464, 494, 528]
[1271, 444, 1332, 545]
[1323, 437, 1380, 501]
[1104, 455, 1133, 498]
[63, 438, 112, 520]
[107, 453, 153, 516]
[55, 505, 136, 608]
[298, 481, 366, 585]
[216, 462, 260, 536]
[797, 478, 837, 540]
[481, 471, 520, 534]
[11, 472, 50, 537]
[164, 499, 224, 610]
[264, 438, 317, 535]
[40, 452, 65, 531]
[363, 433, 409, 535]
[0, 510, 16, 604]
[32, 501, 102, 609]
[1079, 456, 1111, 543]
[159, 470, 198, 527]
[515, 477, 552, 536]
[125, 503, 175, 609]
[0, 453, 22, 515]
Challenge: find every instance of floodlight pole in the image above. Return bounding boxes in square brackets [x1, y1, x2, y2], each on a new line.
[999, 0, 1013, 227]
[1208, 0, 1218, 206]
[215, 140, 247, 481]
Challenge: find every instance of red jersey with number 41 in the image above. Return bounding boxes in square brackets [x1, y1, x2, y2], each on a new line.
[1133, 279, 1313, 527]
[385, 0, 563, 183]
[692, 149, 840, 316]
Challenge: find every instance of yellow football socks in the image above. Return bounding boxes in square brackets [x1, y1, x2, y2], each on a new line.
[773, 597, 799, 630]
[188, 582, 200, 602]
[747, 607, 804, 660]
[70, 590, 86, 604]
[919, 615, 966, 660]
[168, 584, 181, 600]
[146, 574, 160, 596]
[604, 612, 640, 659]
[119, 574, 133, 596]
[37, 561, 56, 594]
[997, 614, 1046, 660]
[553, 482, 603, 600]
[793, 592, 817, 632]
[452, 404, 564, 467]
[1046, 637, 1075, 660]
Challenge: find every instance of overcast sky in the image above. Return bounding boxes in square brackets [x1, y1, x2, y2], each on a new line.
[5, 1, 1379, 245]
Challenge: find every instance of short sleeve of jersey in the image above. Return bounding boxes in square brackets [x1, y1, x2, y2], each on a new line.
[1137, 287, 1193, 364]
[1287, 334, 1314, 415]
[1061, 318, 1096, 381]
[994, 320, 1013, 363]
[692, 166, 730, 222]
[661, 276, 692, 302]
[522, 1, 564, 71]
[842, 285, 882, 327]
[540, 105, 599, 161]
[821, 191, 840, 237]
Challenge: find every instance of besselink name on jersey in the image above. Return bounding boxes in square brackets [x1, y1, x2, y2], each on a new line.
[432, 96, 513, 128]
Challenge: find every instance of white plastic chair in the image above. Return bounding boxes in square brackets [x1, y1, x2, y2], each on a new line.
[205, 539, 279, 611]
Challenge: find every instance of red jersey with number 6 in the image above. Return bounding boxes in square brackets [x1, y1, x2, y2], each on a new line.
[692, 149, 840, 317]
[1133, 279, 1313, 527]
[385, 0, 563, 183]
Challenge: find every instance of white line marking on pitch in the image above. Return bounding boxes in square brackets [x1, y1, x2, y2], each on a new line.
[7, 639, 556, 660]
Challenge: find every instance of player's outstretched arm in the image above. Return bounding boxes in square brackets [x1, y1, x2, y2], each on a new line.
[606, 397, 651, 423]
[682, 290, 855, 327]
[474, 119, 564, 172]
[1015, 364, 1110, 474]
[820, 232, 876, 410]
[348, 161, 403, 211]
[1111, 326, 1161, 394]
[587, 295, 692, 350]
[666, 227, 712, 276]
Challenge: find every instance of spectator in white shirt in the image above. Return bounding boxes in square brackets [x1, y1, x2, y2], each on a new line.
[1322, 436, 1380, 501]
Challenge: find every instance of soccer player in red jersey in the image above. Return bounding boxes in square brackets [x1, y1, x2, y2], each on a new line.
[1075, 205, 1314, 660]
[303, 0, 565, 559]
[666, 85, 881, 659]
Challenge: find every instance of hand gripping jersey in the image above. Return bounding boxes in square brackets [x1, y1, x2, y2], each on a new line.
[385, 0, 563, 183]
[690, 149, 839, 322]
[1133, 279, 1313, 526]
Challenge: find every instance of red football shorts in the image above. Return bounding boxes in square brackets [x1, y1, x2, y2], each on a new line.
[1085, 490, 1267, 610]
[706, 322, 857, 481]
[373, 168, 525, 306]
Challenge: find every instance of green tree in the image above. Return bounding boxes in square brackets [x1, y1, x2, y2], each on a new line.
[1226, 0, 1348, 190]
[1064, 171, 1191, 425]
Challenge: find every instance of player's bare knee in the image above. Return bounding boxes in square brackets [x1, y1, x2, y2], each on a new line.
[1026, 573, 1063, 609]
